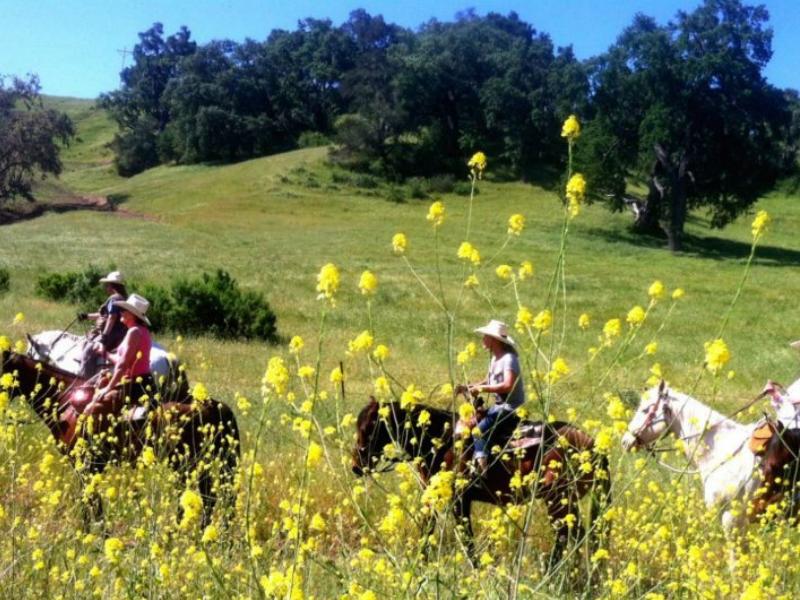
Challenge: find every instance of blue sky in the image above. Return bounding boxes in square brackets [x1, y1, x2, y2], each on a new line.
[1, 0, 797, 98]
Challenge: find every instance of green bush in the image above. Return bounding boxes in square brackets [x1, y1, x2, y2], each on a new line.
[35, 264, 112, 309]
[162, 270, 277, 341]
[407, 178, 428, 199]
[36, 267, 278, 342]
[385, 185, 406, 203]
[425, 174, 455, 194]
[453, 180, 478, 196]
[297, 131, 330, 148]
[0, 267, 9, 295]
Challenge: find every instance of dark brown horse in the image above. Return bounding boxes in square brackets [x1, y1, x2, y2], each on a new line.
[2, 351, 240, 527]
[352, 398, 611, 562]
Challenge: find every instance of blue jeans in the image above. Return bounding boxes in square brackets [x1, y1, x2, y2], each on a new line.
[473, 404, 515, 458]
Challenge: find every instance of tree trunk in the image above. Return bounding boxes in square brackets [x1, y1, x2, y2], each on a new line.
[654, 144, 689, 253]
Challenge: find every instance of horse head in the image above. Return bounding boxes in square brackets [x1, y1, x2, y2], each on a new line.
[621, 380, 677, 451]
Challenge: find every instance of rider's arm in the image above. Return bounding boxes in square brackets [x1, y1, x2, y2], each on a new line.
[475, 368, 517, 395]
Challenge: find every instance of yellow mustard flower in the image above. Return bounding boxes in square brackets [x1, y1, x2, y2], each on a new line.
[12, 312, 24, 325]
[626, 305, 646, 326]
[704, 338, 730, 374]
[751, 210, 770, 239]
[561, 114, 581, 140]
[467, 151, 487, 177]
[426, 201, 446, 227]
[672, 288, 685, 300]
[648, 280, 665, 300]
[533, 309, 552, 332]
[507, 213, 525, 236]
[373, 344, 389, 361]
[566, 173, 587, 218]
[316, 263, 340, 302]
[358, 270, 378, 296]
[348, 330, 374, 353]
[464, 274, 479, 288]
[392, 232, 407, 255]
[518, 260, 534, 280]
[495, 264, 513, 280]
[306, 442, 323, 468]
[578, 313, 591, 330]
[288, 335, 304, 354]
[264, 357, 290, 395]
[104, 537, 124, 564]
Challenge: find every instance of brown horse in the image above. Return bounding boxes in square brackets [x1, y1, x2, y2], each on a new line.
[2, 351, 240, 527]
[352, 397, 611, 563]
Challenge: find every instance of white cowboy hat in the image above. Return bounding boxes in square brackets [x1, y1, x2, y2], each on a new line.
[114, 293, 151, 326]
[474, 319, 516, 347]
[99, 271, 125, 285]
[790, 340, 800, 350]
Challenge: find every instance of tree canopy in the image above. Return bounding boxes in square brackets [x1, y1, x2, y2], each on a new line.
[577, 0, 791, 251]
[99, 3, 797, 250]
[0, 75, 74, 202]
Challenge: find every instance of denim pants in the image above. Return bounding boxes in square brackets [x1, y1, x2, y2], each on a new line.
[473, 404, 515, 458]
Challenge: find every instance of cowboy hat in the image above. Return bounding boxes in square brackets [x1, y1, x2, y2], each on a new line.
[114, 293, 151, 326]
[474, 319, 515, 347]
[99, 271, 125, 285]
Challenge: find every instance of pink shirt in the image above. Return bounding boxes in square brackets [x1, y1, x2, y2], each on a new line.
[113, 325, 151, 379]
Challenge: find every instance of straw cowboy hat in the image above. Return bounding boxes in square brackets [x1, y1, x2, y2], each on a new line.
[99, 271, 125, 285]
[114, 293, 151, 326]
[474, 319, 516, 347]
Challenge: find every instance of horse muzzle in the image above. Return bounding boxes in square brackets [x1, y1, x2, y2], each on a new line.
[621, 431, 639, 451]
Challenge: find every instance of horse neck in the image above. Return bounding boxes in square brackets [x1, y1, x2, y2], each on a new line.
[9, 355, 73, 436]
[669, 391, 747, 469]
[388, 402, 452, 464]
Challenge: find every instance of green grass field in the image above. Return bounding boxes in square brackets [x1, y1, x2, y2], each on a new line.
[2, 98, 800, 597]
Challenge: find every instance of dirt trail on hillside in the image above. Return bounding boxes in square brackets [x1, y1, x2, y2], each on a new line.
[0, 196, 157, 225]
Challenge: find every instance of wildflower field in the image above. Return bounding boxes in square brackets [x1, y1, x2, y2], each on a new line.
[1, 100, 800, 598]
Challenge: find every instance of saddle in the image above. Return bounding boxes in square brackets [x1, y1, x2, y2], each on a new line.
[750, 420, 779, 455]
[456, 411, 546, 455]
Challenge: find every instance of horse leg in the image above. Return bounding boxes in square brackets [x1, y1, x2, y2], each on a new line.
[544, 489, 581, 568]
[453, 495, 475, 564]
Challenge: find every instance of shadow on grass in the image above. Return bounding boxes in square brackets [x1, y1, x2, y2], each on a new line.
[586, 227, 800, 267]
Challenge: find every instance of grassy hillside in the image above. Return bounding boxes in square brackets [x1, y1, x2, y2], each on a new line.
[3, 106, 800, 596]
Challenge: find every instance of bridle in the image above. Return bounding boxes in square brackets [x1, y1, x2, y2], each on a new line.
[630, 386, 674, 451]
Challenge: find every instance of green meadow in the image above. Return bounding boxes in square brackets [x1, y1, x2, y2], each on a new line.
[4, 98, 799, 426]
[3, 99, 800, 597]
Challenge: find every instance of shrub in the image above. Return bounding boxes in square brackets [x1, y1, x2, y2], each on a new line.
[425, 174, 456, 194]
[35, 265, 111, 309]
[297, 131, 330, 148]
[354, 174, 379, 189]
[453, 181, 478, 196]
[385, 185, 406, 203]
[0, 267, 9, 295]
[407, 178, 428, 199]
[36, 267, 278, 342]
[165, 270, 277, 342]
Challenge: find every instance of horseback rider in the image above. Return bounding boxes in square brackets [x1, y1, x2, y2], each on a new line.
[457, 319, 525, 474]
[83, 293, 156, 426]
[77, 271, 128, 379]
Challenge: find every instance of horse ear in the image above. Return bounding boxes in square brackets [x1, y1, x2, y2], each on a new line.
[368, 395, 378, 407]
[658, 379, 666, 395]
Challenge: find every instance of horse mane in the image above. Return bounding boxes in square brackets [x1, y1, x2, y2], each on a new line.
[9, 351, 83, 383]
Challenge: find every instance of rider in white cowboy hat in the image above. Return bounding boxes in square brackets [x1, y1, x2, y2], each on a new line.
[84, 293, 155, 425]
[458, 319, 525, 474]
[77, 271, 129, 378]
